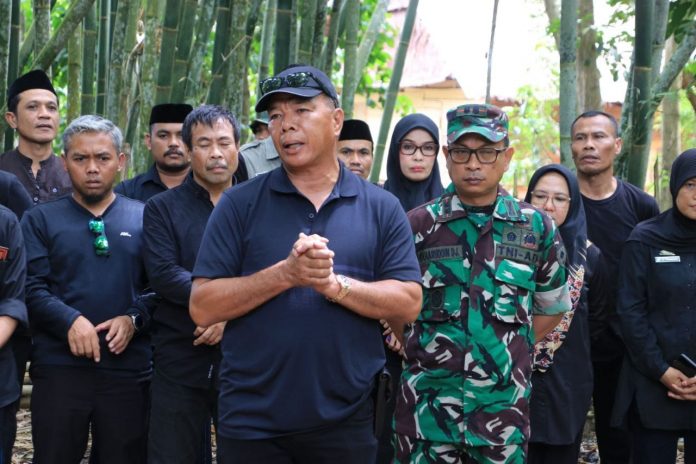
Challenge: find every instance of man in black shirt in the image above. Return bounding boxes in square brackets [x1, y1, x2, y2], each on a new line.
[22, 115, 151, 464]
[1, 69, 72, 204]
[143, 105, 240, 463]
[571, 110, 659, 464]
[115, 103, 193, 202]
[0, 206, 27, 464]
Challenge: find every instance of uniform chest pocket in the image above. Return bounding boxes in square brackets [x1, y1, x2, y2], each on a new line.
[493, 259, 535, 325]
[419, 258, 465, 322]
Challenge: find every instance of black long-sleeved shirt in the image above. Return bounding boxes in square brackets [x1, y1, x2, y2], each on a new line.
[143, 174, 220, 388]
[22, 195, 151, 372]
[0, 171, 32, 219]
[0, 206, 27, 408]
[0, 149, 72, 205]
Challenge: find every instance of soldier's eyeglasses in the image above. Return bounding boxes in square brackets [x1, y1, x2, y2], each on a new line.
[260, 72, 338, 106]
[399, 141, 439, 157]
[529, 190, 571, 208]
[447, 146, 506, 164]
[88, 217, 110, 256]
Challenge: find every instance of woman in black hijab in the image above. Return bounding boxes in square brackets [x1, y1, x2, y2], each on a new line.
[383, 114, 443, 212]
[524, 164, 608, 463]
[612, 149, 696, 464]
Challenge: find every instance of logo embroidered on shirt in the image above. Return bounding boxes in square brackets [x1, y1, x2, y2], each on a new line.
[120, 232, 132, 237]
[658, 249, 676, 256]
[655, 252, 680, 263]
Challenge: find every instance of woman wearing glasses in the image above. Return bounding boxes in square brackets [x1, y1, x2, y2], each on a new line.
[611, 149, 696, 464]
[524, 164, 608, 464]
[383, 114, 443, 212]
[378, 114, 443, 464]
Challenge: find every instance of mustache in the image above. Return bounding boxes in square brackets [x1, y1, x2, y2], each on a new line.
[207, 161, 228, 170]
[165, 149, 184, 157]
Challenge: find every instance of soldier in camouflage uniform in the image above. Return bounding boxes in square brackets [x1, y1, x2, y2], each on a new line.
[394, 104, 571, 464]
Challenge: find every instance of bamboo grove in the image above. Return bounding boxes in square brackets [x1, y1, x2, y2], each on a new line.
[0, 0, 415, 179]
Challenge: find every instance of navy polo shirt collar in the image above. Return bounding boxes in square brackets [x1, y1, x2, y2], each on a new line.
[268, 163, 360, 199]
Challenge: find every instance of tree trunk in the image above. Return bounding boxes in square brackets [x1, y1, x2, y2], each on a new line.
[135, 0, 162, 173]
[274, 0, 292, 72]
[18, 24, 34, 73]
[186, 0, 216, 102]
[96, 0, 111, 114]
[3, 0, 20, 151]
[659, 37, 679, 211]
[34, 0, 51, 74]
[106, 0, 129, 123]
[155, 0, 182, 104]
[626, 0, 655, 188]
[82, 2, 98, 115]
[297, 0, 317, 64]
[258, 0, 276, 86]
[485, 0, 499, 104]
[558, 0, 577, 168]
[320, 0, 342, 74]
[311, 0, 328, 67]
[224, 0, 250, 117]
[207, 0, 232, 104]
[171, 0, 197, 102]
[576, 0, 601, 112]
[341, 0, 359, 118]
[288, 0, 298, 64]
[371, 0, 419, 183]
[67, 26, 82, 122]
[543, 0, 560, 50]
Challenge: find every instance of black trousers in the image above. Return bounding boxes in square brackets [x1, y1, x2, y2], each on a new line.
[592, 357, 631, 464]
[0, 403, 15, 464]
[527, 431, 583, 464]
[147, 370, 218, 464]
[376, 350, 401, 464]
[630, 412, 696, 464]
[30, 365, 149, 464]
[217, 396, 377, 464]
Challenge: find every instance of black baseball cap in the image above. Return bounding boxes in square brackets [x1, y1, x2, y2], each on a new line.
[255, 65, 339, 112]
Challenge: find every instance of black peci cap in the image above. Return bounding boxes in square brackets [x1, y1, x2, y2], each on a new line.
[7, 70, 57, 108]
[149, 103, 194, 126]
[339, 119, 373, 144]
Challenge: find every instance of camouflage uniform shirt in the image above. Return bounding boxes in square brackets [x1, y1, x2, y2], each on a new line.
[394, 184, 570, 447]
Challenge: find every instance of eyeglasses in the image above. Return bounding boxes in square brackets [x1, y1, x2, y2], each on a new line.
[398, 141, 439, 157]
[88, 217, 110, 256]
[260, 71, 338, 106]
[447, 146, 506, 164]
[529, 190, 571, 208]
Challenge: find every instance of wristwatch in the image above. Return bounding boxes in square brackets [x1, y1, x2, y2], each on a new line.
[328, 274, 351, 303]
[129, 313, 144, 332]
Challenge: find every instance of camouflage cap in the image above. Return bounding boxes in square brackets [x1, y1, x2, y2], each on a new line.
[446, 104, 508, 144]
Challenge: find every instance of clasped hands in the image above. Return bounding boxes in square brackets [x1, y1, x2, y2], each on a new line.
[660, 366, 696, 401]
[284, 232, 340, 298]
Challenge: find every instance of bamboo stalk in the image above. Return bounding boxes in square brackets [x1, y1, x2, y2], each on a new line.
[82, 1, 98, 115]
[297, 0, 316, 64]
[559, 0, 577, 168]
[258, 0, 276, 85]
[225, 0, 250, 117]
[170, 0, 197, 102]
[311, 0, 328, 67]
[67, 25, 82, 122]
[155, 0, 183, 104]
[354, 0, 387, 80]
[96, 0, 111, 114]
[341, 0, 358, 118]
[371, 0, 419, 183]
[34, 0, 51, 74]
[106, 0, 130, 123]
[207, 0, 232, 104]
[3, 0, 20, 151]
[274, 0, 292, 72]
[320, 0, 341, 74]
[186, 0, 216, 102]
[0, 0, 10, 149]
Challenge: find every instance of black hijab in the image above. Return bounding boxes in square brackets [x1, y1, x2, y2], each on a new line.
[525, 164, 587, 272]
[628, 148, 696, 252]
[383, 114, 443, 212]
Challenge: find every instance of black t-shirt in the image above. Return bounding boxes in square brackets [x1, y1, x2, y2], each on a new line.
[582, 179, 659, 361]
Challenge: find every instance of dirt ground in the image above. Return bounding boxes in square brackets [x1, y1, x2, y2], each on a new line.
[10, 408, 685, 463]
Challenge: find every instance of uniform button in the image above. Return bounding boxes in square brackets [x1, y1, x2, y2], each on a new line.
[52, 187, 57, 193]
[308, 213, 315, 219]
[33, 197, 38, 202]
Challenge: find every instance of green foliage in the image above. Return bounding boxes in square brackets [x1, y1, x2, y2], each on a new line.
[501, 85, 561, 193]
[667, 0, 696, 40]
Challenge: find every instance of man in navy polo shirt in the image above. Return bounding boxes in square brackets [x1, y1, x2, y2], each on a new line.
[190, 65, 422, 463]
[22, 115, 151, 463]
